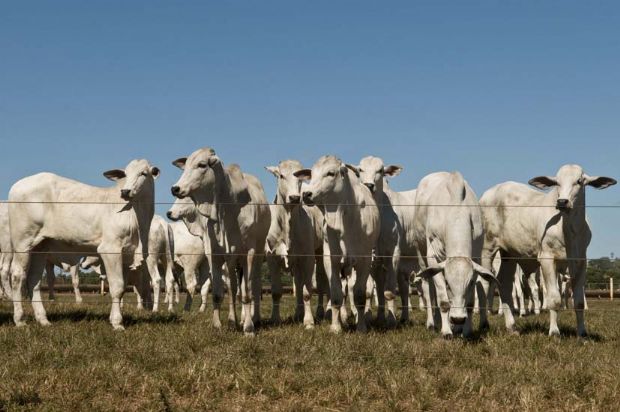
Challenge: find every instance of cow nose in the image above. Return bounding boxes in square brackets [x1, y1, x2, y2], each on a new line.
[302, 191, 312, 199]
[120, 189, 131, 199]
[288, 195, 301, 204]
[364, 183, 375, 192]
[450, 316, 466, 325]
[166, 211, 173, 219]
[171, 186, 181, 196]
[556, 198, 569, 210]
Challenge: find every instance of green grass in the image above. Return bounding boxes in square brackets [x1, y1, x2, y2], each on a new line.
[1, 294, 619, 411]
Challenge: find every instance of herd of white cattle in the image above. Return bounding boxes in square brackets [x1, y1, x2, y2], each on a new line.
[0, 147, 616, 338]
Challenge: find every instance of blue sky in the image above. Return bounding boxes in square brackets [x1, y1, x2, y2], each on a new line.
[0, 1, 618, 257]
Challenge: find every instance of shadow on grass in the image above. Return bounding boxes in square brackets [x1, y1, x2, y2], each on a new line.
[0, 309, 182, 327]
[518, 320, 604, 342]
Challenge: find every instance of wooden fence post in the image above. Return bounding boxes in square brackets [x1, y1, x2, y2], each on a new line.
[610, 278, 614, 301]
[101, 279, 105, 296]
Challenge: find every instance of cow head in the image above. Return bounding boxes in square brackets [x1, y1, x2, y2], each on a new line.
[529, 164, 616, 212]
[417, 258, 497, 324]
[346, 156, 402, 194]
[167, 198, 205, 237]
[103, 159, 159, 201]
[265, 160, 304, 207]
[171, 147, 218, 216]
[293, 155, 349, 206]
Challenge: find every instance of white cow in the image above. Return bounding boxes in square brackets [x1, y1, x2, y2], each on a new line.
[294, 155, 380, 333]
[167, 198, 211, 312]
[414, 172, 497, 338]
[146, 215, 176, 312]
[171, 147, 271, 336]
[0, 202, 12, 300]
[265, 160, 328, 329]
[7, 159, 158, 329]
[479, 164, 615, 337]
[348, 156, 419, 325]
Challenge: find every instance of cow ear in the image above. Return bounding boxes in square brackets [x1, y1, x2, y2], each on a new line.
[207, 155, 220, 167]
[150, 167, 160, 179]
[345, 164, 360, 177]
[293, 169, 312, 181]
[472, 262, 499, 286]
[528, 176, 558, 190]
[265, 166, 280, 178]
[417, 262, 446, 279]
[384, 165, 403, 177]
[584, 175, 617, 189]
[172, 157, 187, 170]
[103, 169, 126, 181]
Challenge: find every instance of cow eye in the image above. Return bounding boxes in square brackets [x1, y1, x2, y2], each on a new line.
[141, 171, 148, 176]
[326, 171, 336, 177]
[358, 168, 364, 173]
[197, 162, 208, 169]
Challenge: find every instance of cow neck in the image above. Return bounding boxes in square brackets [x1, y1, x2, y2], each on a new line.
[129, 181, 155, 259]
[323, 175, 356, 234]
[211, 162, 243, 253]
[543, 186, 588, 237]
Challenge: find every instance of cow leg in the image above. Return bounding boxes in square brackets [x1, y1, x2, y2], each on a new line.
[497, 259, 518, 334]
[267, 255, 282, 324]
[10, 248, 31, 327]
[416, 282, 425, 311]
[514, 274, 526, 317]
[571, 258, 587, 337]
[199, 276, 210, 312]
[353, 260, 371, 333]
[347, 273, 358, 322]
[476, 280, 490, 329]
[293, 265, 305, 323]
[527, 271, 541, 315]
[431, 273, 452, 338]
[181, 264, 196, 311]
[324, 244, 344, 334]
[98, 247, 125, 330]
[315, 260, 327, 321]
[46, 261, 56, 301]
[224, 267, 238, 328]
[541, 277, 548, 310]
[0, 252, 12, 301]
[398, 270, 411, 324]
[340, 278, 349, 322]
[240, 251, 257, 336]
[28, 254, 50, 326]
[462, 284, 476, 339]
[70, 265, 83, 304]
[301, 256, 315, 330]
[146, 255, 161, 312]
[384, 257, 398, 327]
[251, 254, 262, 328]
[485, 281, 497, 315]
[209, 256, 225, 329]
[539, 256, 561, 337]
[371, 264, 385, 326]
[164, 258, 176, 312]
[420, 278, 434, 330]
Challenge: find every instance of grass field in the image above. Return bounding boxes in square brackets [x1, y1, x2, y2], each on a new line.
[1, 293, 619, 411]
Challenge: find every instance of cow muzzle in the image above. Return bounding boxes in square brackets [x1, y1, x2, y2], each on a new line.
[166, 211, 178, 221]
[302, 191, 314, 205]
[288, 195, 301, 205]
[450, 316, 466, 325]
[364, 183, 375, 193]
[120, 189, 132, 200]
[171, 185, 185, 198]
[556, 198, 570, 211]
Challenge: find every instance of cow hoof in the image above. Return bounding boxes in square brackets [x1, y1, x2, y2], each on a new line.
[38, 319, 52, 327]
[15, 321, 27, 328]
[508, 329, 520, 336]
[75, 298, 83, 304]
[442, 333, 453, 340]
[198, 305, 206, 313]
[426, 322, 434, 331]
[329, 324, 342, 334]
[304, 323, 315, 330]
[549, 328, 560, 338]
[479, 321, 490, 331]
[112, 325, 125, 331]
[534, 310, 541, 315]
[270, 316, 282, 326]
[315, 307, 325, 321]
[244, 330, 255, 337]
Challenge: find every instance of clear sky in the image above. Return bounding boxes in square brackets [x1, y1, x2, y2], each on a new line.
[0, 1, 618, 258]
